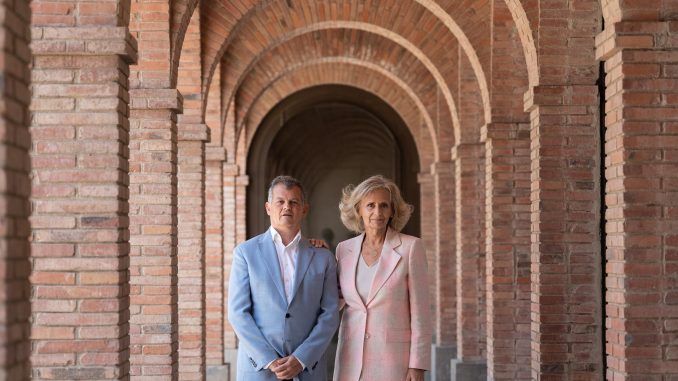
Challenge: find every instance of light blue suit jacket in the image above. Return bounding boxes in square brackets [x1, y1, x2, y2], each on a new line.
[228, 230, 340, 381]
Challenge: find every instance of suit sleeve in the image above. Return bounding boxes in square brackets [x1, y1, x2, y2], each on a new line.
[227, 246, 279, 370]
[292, 251, 340, 369]
[408, 237, 433, 370]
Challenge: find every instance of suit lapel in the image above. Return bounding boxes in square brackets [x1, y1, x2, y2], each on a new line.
[289, 238, 315, 304]
[342, 233, 366, 309]
[365, 228, 402, 305]
[258, 233, 287, 304]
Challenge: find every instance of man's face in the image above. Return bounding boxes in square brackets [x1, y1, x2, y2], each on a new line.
[265, 184, 308, 232]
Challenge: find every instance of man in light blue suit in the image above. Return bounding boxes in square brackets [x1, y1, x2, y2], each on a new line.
[228, 175, 340, 381]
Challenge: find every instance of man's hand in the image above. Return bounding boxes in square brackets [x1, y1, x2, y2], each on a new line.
[308, 238, 329, 249]
[406, 368, 425, 381]
[270, 355, 303, 380]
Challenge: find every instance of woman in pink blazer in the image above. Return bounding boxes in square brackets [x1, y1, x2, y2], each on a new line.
[333, 175, 431, 381]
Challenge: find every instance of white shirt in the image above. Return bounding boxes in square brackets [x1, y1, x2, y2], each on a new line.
[356, 255, 379, 304]
[270, 227, 302, 303]
[267, 227, 305, 377]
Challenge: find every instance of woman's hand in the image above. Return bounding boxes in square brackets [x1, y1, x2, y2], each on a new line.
[406, 368, 425, 381]
[308, 238, 329, 249]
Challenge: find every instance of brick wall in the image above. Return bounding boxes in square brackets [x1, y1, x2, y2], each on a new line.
[13, 2, 678, 380]
[0, 0, 31, 379]
[204, 148, 226, 365]
[30, 21, 136, 381]
[597, 18, 678, 380]
[454, 143, 487, 361]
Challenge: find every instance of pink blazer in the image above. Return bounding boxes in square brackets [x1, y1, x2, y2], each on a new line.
[333, 228, 432, 381]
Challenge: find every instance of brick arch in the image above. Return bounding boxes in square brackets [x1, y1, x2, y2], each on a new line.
[170, 0, 199, 88]
[235, 59, 438, 170]
[229, 27, 452, 159]
[220, 22, 458, 147]
[176, 2, 205, 125]
[504, 0, 538, 88]
[201, 0, 492, 128]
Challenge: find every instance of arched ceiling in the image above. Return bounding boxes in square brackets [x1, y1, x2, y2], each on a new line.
[176, 0, 539, 156]
[231, 28, 453, 156]
[236, 60, 438, 168]
[199, 0, 498, 140]
[222, 22, 460, 139]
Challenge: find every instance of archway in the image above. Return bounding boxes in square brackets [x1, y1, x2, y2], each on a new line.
[246, 85, 421, 245]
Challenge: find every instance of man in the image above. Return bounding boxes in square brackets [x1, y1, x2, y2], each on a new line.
[228, 176, 340, 381]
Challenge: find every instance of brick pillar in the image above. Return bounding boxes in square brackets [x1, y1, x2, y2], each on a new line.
[235, 175, 249, 244]
[430, 162, 457, 381]
[0, 1, 31, 379]
[417, 171, 436, 282]
[222, 164, 241, 379]
[204, 147, 227, 379]
[128, 88, 182, 379]
[597, 20, 678, 380]
[524, 84, 602, 380]
[30, 25, 136, 380]
[483, 123, 531, 381]
[177, 124, 209, 380]
[451, 143, 487, 378]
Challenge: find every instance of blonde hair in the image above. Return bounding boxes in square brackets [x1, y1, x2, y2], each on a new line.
[339, 175, 413, 233]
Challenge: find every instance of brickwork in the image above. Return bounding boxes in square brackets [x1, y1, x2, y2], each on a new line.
[525, 85, 602, 380]
[0, 1, 31, 379]
[221, 164, 239, 352]
[524, 1, 603, 379]
[30, 21, 136, 381]
[176, 7, 202, 126]
[231, 27, 452, 162]
[597, 19, 678, 380]
[237, 62, 437, 171]
[483, 122, 531, 380]
[176, 124, 208, 380]
[483, 1, 532, 379]
[454, 143, 487, 361]
[204, 148, 226, 365]
[417, 171, 437, 324]
[203, 0, 491, 133]
[433, 162, 457, 345]
[7, 1, 678, 380]
[128, 89, 181, 379]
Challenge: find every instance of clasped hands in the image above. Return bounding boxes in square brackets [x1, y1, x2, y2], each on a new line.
[268, 355, 303, 380]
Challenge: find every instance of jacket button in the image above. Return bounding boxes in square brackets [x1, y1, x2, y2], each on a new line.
[285, 313, 291, 318]
[365, 333, 370, 339]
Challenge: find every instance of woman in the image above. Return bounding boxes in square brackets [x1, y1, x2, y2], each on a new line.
[333, 175, 431, 381]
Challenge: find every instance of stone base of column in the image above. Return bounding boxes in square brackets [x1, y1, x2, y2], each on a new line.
[216, 349, 238, 381]
[450, 359, 486, 381]
[206, 365, 230, 381]
[428, 344, 457, 381]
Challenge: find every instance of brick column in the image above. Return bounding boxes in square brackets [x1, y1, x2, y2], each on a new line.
[30, 26, 136, 380]
[0, 1, 31, 379]
[417, 171, 436, 279]
[235, 175, 249, 244]
[524, 84, 602, 380]
[597, 20, 678, 380]
[222, 164, 242, 379]
[128, 88, 182, 379]
[177, 124, 209, 380]
[204, 147, 227, 379]
[483, 123, 531, 381]
[430, 162, 457, 381]
[451, 143, 487, 378]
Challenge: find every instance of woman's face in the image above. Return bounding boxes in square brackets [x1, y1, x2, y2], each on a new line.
[358, 188, 393, 232]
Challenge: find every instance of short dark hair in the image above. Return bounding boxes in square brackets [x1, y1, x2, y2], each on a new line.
[267, 175, 307, 204]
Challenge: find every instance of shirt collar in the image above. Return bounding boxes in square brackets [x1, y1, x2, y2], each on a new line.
[269, 226, 302, 249]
